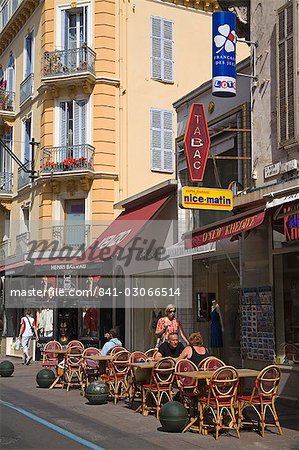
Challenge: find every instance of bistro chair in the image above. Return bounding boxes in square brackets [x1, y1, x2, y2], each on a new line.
[199, 366, 239, 440]
[145, 348, 158, 358]
[175, 359, 200, 432]
[108, 350, 131, 404]
[238, 365, 282, 437]
[64, 346, 84, 392]
[67, 340, 84, 350]
[127, 351, 148, 406]
[198, 356, 225, 371]
[141, 357, 175, 418]
[108, 346, 126, 356]
[42, 340, 62, 368]
[81, 347, 101, 389]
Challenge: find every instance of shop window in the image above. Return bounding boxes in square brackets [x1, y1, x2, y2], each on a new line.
[273, 204, 299, 249]
[196, 292, 215, 321]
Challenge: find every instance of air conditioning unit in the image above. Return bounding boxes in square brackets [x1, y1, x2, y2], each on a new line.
[280, 159, 298, 174]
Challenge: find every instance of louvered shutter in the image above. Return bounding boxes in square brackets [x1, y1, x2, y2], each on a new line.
[151, 109, 162, 171]
[74, 100, 87, 155]
[162, 19, 173, 82]
[151, 17, 162, 80]
[163, 110, 173, 172]
[60, 102, 67, 161]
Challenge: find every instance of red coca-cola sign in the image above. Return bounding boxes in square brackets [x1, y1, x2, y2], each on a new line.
[184, 103, 210, 182]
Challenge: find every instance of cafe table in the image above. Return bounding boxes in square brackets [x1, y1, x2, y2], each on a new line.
[174, 368, 259, 433]
[82, 355, 113, 361]
[127, 362, 156, 413]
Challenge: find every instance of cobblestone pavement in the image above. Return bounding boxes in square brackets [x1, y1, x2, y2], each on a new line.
[1, 357, 298, 450]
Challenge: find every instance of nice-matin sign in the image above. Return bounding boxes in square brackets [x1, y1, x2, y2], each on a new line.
[181, 187, 233, 211]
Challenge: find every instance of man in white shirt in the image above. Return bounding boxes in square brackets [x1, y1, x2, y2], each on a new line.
[19, 309, 39, 365]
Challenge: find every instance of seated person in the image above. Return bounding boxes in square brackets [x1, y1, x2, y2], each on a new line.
[101, 329, 122, 355]
[178, 332, 209, 365]
[155, 332, 185, 360]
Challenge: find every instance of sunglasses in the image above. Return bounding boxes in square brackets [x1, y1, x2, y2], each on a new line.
[168, 310, 176, 313]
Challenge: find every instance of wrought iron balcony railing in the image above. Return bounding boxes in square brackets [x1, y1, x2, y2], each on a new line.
[18, 161, 31, 189]
[16, 231, 30, 255]
[52, 224, 91, 249]
[41, 144, 94, 173]
[20, 73, 33, 105]
[42, 46, 96, 78]
[0, 239, 11, 262]
[0, 172, 13, 193]
[0, 89, 15, 112]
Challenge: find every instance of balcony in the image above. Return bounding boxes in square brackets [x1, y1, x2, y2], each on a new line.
[18, 161, 31, 190]
[16, 231, 30, 255]
[0, 89, 15, 120]
[41, 144, 95, 176]
[41, 46, 96, 92]
[20, 73, 33, 105]
[0, 239, 11, 263]
[52, 224, 91, 250]
[0, 0, 39, 55]
[0, 172, 13, 194]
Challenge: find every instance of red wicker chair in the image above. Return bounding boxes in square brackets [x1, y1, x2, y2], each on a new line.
[238, 365, 282, 437]
[81, 347, 101, 388]
[108, 350, 131, 404]
[67, 340, 84, 350]
[198, 356, 225, 370]
[199, 366, 240, 439]
[42, 340, 62, 368]
[175, 359, 199, 432]
[127, 351, 148, 406]
[64, 346, 84, 392]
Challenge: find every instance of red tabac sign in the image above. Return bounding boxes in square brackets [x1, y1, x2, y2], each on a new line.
[184, 103, 210, 182]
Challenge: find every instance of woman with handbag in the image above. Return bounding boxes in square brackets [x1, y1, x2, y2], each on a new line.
[19, 309, 39, 365]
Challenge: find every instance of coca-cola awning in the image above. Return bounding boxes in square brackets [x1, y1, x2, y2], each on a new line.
[34, 194, 171, 267]
[184, 207, 265, 249]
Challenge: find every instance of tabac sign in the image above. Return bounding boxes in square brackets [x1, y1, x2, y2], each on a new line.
[184, 103, 210, 182]
[181, 187, 233, 211]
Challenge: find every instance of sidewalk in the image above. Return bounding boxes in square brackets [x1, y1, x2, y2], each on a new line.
[1, 357, 299, 450]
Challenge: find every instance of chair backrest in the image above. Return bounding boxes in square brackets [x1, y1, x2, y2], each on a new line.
[112, 350, 130, 374]
[145, 348, 157, 358]
[199, 356, 225, 371]
[153, 357, 175, 385]
[82, 347, 101, 368]
[130, 351, 147, 363]
[256, 365, 281, 398]
[67, 340, 84, 350]
[209, 366, 239, 400]
[175, 359, 198, 389]
[109, 346, 126, 356]
[43, 340, 62, 360]
[66, 346, 83, 367]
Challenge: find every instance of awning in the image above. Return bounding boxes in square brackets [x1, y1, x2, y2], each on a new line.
[266, 191, 299, 209]
[35, 194, 171, 267]
[0, 259, 32, 274]
[184, 207, 265, 249]
[166, 241, 216, 259]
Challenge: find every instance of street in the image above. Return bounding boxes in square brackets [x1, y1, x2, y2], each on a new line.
[0, 358, 299, 450]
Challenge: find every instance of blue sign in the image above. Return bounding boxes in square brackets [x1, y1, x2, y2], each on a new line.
[212, 11, 236, 97]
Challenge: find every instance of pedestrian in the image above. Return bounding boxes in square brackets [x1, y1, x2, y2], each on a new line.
[19, 309, 39, 365]
[101, 328, 122, 355]
[155, 303, 189, 345]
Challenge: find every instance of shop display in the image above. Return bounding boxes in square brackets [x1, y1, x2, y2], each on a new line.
[240, 287, 275, 361]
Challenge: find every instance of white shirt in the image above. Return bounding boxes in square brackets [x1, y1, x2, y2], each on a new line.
[20, 316, 35, 337]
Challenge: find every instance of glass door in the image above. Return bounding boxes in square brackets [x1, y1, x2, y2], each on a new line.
[65, 199, 85, 248]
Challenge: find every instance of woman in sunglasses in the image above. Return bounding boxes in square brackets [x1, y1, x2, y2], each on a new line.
[155, 303, 189, 346]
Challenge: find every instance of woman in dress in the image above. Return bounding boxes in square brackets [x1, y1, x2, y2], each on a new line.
[178, 332, 209, 365]
[155, 303, 189, 345]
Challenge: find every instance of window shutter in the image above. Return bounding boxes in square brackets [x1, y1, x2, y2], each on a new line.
[74, 100, 87, 149]
[162, 19, 173, 82]
[60, 102, 67, 153]
[151, 109, 162, 171]
[163, 110, 173, 172]
[151, 17, 162, 80]
[151, 109, 174, 173]
[7, 67, 14, 92]
[24, 119, 31, 163]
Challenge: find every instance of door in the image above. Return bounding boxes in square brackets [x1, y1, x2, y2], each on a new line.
[63, 8, 87, 69]
[60, 100, 87, 159]
[65, 200, 85, 248]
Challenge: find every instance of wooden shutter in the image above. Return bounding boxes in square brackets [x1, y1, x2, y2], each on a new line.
[151, 109, 173, 173]
[74, 100, 87, 147]
[162, 19, 173, 82]
[277, 1, 295, 145]
[60, 102, 67, 150]
[151, 17, 162, 80]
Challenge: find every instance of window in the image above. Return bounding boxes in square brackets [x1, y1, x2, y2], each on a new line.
[1, 1, 8, 29]
[24, 32, 33, 77]
[62, 7, 88, 50]
[6, 54, 15, 93]
[65, 199, 86, 248]
[150, 108, 174, 173]
[24, 117, 32, 163]
[60, 99, 87, 147]
[277, 0, 296, 145]
[151, 16, 173, 82]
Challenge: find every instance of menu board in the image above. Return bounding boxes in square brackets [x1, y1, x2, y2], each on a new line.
[240, 287, 275, 361]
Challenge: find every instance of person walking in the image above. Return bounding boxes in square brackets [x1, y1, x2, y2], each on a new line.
[19, 309, 39, 365]
[155, 304, 189, 345]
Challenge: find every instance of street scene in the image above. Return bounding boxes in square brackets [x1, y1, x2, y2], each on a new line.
[0, 0, 299, 449]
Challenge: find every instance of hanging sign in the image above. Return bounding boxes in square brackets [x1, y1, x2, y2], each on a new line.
[184, 103, 210, 182]
[181, 187, 233, 211]
[212, 11, 237, 97]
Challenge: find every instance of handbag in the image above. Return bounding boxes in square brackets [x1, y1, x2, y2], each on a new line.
[12, 338, 21, 351]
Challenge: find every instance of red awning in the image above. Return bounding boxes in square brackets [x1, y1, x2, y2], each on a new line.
[35, 194, 170, 267]
[0, 260, 31, 273]
[184, 207, 265, 249]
